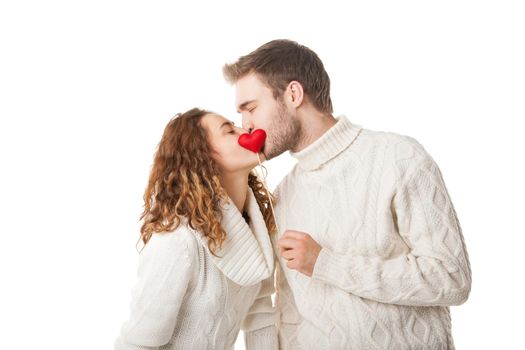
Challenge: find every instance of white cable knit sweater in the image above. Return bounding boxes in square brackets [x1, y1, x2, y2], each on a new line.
[115, 185, 279, 350]
[272, 115, 472, 350]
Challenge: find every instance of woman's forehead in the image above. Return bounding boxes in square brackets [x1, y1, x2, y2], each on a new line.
[202, 113, 234, 131]
[210, 114, 233, 126]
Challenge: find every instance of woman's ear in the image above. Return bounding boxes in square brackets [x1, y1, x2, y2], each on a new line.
[287, 81, 304, 108]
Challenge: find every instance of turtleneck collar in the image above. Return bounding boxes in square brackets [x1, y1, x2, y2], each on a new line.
[190, 185, 274, 286]
[290, 115, 363, 171]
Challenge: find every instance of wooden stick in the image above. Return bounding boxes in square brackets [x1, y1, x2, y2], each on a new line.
[256, 152, 280, 235]
[255, 152, 283, 329]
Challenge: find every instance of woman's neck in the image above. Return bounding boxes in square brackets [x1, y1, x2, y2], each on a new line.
[220, 172, 249, 214]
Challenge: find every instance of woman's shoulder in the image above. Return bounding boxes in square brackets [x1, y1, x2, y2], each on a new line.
[142, 221, 200, 258]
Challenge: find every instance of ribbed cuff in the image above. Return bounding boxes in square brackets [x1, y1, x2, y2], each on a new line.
[244, 325, 279, 350]
[311, 247, 354, 291]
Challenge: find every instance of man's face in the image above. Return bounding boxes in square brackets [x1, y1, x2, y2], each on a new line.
[235, 73, 302, 160]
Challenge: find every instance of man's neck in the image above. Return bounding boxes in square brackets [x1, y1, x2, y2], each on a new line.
[220, 172, 249, 214]
[293, 112, 337, 153]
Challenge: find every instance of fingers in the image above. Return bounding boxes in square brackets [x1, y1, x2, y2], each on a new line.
[286, 258, 297, 269]
[280, 248, 295, 260]
[277, 238, 300, 251]
[281, 230, 307, 240]
[278, 230, 309, 272]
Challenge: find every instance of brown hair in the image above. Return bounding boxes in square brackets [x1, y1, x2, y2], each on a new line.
[223, 39, 333, 114]
[137, 107, 276, 256]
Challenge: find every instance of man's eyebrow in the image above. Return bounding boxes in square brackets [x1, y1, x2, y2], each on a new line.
[236, 100, 256, 113]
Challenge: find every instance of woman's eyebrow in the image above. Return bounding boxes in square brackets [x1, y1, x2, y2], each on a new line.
[219, 121, 235, 130]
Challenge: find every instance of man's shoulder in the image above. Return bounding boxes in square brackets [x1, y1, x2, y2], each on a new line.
[357, 127, 430, 165]
[271, 126, 433, 196]
[355, 126, 437, 186]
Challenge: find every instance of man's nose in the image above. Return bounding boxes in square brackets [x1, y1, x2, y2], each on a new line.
[242, 119, 254, 133]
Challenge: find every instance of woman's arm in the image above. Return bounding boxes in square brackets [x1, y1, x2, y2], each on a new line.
[115, 228, 196, 349]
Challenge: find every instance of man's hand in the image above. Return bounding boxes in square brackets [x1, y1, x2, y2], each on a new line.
[277, 230, 322, 277]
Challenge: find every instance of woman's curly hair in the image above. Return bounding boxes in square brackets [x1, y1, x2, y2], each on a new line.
[137, 107, 276, 256]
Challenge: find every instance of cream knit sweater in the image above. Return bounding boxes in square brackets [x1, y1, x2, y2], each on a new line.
[115, 185, 279, 349]
[272, 115, 472, 350]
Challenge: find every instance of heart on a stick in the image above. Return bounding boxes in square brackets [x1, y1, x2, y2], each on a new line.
[238, 129, 266, 153]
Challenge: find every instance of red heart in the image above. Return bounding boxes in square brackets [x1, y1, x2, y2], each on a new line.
[238, 129, 267, 153]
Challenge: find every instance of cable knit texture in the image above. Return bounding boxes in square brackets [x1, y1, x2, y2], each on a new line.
[272, 115, 472, 350]
[115, 185, 279, 350]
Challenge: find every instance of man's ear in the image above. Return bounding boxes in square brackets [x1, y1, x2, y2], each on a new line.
[286, 81, 304, 108]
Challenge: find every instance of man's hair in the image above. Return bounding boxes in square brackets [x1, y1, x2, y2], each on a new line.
[223, 39, 333, 114]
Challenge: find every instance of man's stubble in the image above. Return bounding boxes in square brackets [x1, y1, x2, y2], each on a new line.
[264, 100, 304, 160]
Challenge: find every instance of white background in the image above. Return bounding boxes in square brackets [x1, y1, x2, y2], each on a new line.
[1, 0, 524, 349]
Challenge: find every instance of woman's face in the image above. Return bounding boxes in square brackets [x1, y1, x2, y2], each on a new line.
[201, 113, 266, 174]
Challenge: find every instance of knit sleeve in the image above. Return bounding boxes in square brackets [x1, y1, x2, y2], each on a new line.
[242, 271, 279, 350]
[311, 154, 472, 307]
[114, 228, 196, 349]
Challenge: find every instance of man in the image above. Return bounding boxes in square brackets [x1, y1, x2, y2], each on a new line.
[223, 39, 471, 350]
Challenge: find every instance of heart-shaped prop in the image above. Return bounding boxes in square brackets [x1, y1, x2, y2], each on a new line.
[238, 129, 267, 153]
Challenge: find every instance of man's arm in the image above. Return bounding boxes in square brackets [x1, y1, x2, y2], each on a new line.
[311, 155, 472, 307]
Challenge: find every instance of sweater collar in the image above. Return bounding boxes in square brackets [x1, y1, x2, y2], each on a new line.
[192, 185, 274, 286]
[290, 115, 362, 171]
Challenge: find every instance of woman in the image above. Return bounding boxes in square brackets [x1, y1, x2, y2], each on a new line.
[114, 108, 279, 349]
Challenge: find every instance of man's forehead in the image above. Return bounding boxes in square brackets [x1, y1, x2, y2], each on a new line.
[234, 74, 266, 108]
[235, 88, 257, 111]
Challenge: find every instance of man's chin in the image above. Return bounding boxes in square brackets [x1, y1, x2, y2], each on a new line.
[260, 145, 268, 160]
[262, 142, 288, 161]
[261, 146, 272, 161]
